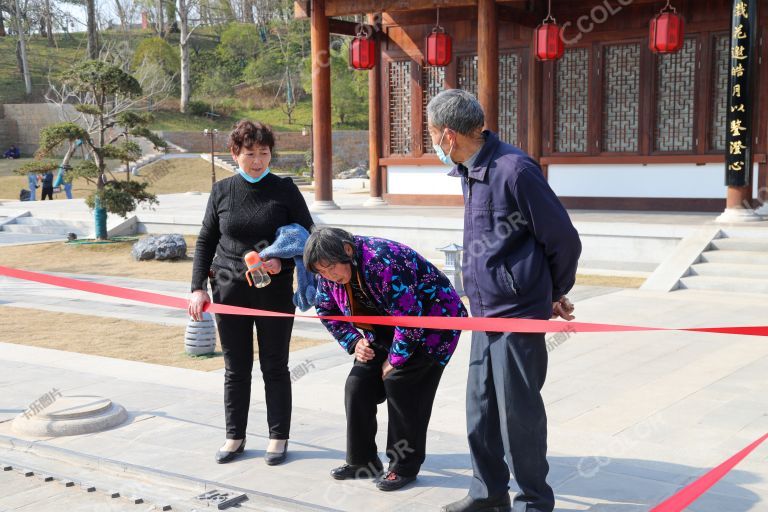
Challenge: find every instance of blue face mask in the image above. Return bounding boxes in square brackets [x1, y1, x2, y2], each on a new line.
[433, 130, 455, 166]
[238, 167, 270, 183]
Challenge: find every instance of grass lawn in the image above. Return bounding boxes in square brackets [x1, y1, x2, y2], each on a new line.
[0, 157, 230, 201]
[0, 306, 327, 371]
[149, 99, 367, 132]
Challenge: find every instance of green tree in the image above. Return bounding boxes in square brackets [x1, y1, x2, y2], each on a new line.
[17, 61, 166, 240]
[132, 37, 180, 78]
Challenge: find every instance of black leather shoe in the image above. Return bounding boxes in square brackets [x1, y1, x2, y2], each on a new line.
[264, 440, 288, 466]
[330, 461, 384, 480]
[440, 494, 511, 512]
[375, 471, 417, 491]
[215, 439, 245, 464]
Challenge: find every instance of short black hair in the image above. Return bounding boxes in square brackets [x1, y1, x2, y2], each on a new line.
[303, 227, 356, 274]
[228, 120, 275, 156]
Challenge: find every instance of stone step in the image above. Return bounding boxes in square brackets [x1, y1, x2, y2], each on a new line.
[13, 217, 91, 229]
[1, 224, 81, 235]
[709, 237, 768, 252]
[678, 275, 768, 294]
[719, 227, 768, 240]
[688, 262, 768, 279]
[700, 250, 768, 265]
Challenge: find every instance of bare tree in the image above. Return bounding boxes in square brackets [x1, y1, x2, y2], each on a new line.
[86, 0, 98, 58]
[43, 0, 54, 46]
[177, 0, 205, 113]
[12, 0, 31, 95]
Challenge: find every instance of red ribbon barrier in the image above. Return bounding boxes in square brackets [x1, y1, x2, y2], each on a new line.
[1, 265, 767, 336]
[2, 264, 767, 507]
[651, 432, 768, 512]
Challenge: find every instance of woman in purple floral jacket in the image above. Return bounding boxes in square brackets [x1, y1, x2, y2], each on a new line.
[304, 227, 467, 492]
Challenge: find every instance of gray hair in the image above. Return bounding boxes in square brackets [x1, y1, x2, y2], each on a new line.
[427, 89, 485, 135]
[303, 227, 356, 273]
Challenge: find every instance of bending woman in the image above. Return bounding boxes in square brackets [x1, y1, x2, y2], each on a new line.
[305, 227, 467, 491]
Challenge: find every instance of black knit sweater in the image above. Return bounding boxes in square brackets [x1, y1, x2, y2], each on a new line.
[191, 173, 314, 291]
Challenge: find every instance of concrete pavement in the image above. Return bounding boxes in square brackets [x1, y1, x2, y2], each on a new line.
[1, 282, 767, 511]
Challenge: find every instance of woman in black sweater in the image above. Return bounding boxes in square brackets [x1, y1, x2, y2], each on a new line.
[189, 120, 314, 465]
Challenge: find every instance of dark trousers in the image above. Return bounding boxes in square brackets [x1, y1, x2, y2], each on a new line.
[345, 326, 444, 477]
[467, 331, 554, 512]
[41, 187, 53, 200]
[212, 271, 295, 440]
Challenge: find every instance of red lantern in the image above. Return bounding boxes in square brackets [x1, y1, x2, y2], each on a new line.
[533, 1, 564, 61]
[350, 28, 376, 70]
[649, 1, 685, 54]
[426, 8, 452, 67]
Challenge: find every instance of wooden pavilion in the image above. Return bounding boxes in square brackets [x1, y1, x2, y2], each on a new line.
[296, 0, 766, 216]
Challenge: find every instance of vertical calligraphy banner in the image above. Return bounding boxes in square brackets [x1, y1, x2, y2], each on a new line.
[725, 0, 758, 186]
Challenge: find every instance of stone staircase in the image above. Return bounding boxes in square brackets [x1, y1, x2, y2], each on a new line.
[0, 215, 91, 237]
[206, 154, 311, 186]
[679, 228, 768, 295]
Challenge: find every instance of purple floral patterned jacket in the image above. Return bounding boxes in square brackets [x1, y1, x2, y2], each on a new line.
[314, 236, 467, 367]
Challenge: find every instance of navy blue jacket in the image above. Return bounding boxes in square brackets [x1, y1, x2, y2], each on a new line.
[448, 131, 581, 319]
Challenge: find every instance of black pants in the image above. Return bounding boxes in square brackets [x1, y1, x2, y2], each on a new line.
[212, 271, 295, 440]
[467, 331, 554, 512]
[345, 326, 444, 477]
[41, 187, 53, 200]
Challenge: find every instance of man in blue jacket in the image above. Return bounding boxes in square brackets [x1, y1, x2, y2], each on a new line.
[429, 89, 581, 512]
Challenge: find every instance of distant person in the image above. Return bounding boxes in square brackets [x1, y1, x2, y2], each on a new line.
[41, 171, 54, 200]
[27, 173, 38, 201]
[3, 145, 20, 159]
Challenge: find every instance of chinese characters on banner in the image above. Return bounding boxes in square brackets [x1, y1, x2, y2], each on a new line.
[725, 0, 757, 186]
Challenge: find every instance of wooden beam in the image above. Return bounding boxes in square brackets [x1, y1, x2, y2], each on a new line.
[497, 5, 542, 28]
[294, 0, 309, 19]
[478, 0, 498, 131]
[324, 0, 476, 18]
[328, 18, 365, 36]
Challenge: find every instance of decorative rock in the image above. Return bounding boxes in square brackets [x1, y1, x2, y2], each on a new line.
[12, 395, 128, 437]
[185, 312, 217, 356]
[131, 234, 187, 261]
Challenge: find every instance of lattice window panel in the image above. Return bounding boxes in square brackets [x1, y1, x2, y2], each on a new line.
[422, 66, 446, 153]
[710, 34, 730, 152]
[602, 43, 640, 152]
[654, 38, 697, 152]
[388, 60, 412, 155]
[458, 55, 478, 97]
[554, 47, 590, 153]
[499, 52, 521, 147]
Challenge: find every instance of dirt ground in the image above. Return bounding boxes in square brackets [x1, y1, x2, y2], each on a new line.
[0, 306, 329, 371]
[0, 236, 198, 282]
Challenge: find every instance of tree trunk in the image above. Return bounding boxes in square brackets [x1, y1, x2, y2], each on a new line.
[13, 0, 32, 95]
[156, 0, 164, 37]
[114, 0, 128, 30]
[86, 0, 98, 58]
[178, 0, 191, 113]
[44, 0, 54, 46]
[0, 8, 6, 37]
[242, 0, 253, 23]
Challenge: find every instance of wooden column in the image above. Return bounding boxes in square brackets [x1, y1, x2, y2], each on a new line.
[527, 49, 543, 163]
[477, 0, 498, 131]
[365, 13, 386, 207]
[310, 0, 338, 210]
